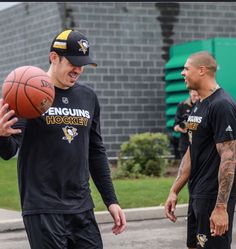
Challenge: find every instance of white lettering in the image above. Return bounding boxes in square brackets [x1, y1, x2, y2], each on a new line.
[187, 115, 202, 124]
[44, 107, 90, 118]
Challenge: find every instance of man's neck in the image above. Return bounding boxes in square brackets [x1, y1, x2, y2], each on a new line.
[210, 84, 220, 93]
[199, 83, 220, 102]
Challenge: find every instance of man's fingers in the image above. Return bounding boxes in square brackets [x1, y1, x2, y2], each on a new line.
[210, 218, 218, 236]
[108, 204, 127, 235]
[2, 109, 16, 123]
[0, 99, 4, 109]
[0, 102, 9, 117]
[210, 202, 229, 236]
[225, 223, 229, 232]
[210, 218, 214, 233]
[114, 224, 126, 234]
[211, 223, 228, 237]
[171, 201, 176, 212]
[120, 210, 126, 227]
[8, 127, 22, 135]
[2, 117, 21, 134]
[112, 223, 126, 235]
[3, 116, 18, 128]
[114, 211, 126, 234]
[165, 201, 177, 222]
[0, 109, 21, 136]
[165, 210, 177, 222]
[170, 212, 177, 222]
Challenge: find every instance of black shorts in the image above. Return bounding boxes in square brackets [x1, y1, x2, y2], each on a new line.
[23, 209, 103, 249]
[187, 196, 236, 249]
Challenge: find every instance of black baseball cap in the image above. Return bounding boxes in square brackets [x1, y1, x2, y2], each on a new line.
[50, 29, 97, 67]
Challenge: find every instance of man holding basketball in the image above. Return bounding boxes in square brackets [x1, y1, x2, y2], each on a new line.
[0, 29, 126, 249]
[165, 51, 236, 249]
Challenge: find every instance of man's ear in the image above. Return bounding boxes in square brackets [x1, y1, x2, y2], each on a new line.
[49, 52, 59, 64]
[199, 65, 207, 76]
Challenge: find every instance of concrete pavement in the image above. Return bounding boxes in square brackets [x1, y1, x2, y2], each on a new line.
[0, 204, 189, 232]
[0, 204, 235, 232]
[1, 216, 236, 249]
[0, 205, 235, 249]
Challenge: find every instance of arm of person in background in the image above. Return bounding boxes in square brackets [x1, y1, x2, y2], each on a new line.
[210, 140, 236, 237]
[164, 147, 191, 222]
[173, 102, 188, 134]
[174, 124, 188, 134]
[89, 94, 126, 235]
[0, 99, 23, 159]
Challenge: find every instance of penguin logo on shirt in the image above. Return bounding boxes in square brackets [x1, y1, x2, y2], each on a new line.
[62, 126, 78, 143]
[62, 97, 69, 104]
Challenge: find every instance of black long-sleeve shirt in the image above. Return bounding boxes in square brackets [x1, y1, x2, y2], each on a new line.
[0, 83, 118, 216]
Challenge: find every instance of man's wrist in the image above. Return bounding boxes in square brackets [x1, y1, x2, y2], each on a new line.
[215, 203, 227, 210]
[107, 200, 119, 209]
[169, 189, 178, 196]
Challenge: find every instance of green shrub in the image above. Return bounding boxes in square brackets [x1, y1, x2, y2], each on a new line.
[114, 132, 170, 178]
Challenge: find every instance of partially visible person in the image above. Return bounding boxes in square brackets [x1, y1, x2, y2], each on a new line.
[165, 51, 236, 249]
[0, 29, 126, 249]
[169, 132, 181, 159]
[173, 90, 200, 158]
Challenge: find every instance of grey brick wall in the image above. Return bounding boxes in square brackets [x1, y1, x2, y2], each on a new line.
[66, 2, 164, 157]
[1, 2, 236, 157]
[0, 3, 61, 75]
[171, 2, 236, 42]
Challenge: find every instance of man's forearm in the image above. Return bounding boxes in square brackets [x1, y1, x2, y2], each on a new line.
[216, 140, 236, 207]
[170, 147, 191, 195]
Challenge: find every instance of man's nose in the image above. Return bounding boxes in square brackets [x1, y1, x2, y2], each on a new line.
[73, 66, 84, 73]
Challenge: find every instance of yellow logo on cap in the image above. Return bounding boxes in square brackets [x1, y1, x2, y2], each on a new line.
[53, 41, 67, 49]
[56, 30, 72, 40]
[53, 30, 72, 49]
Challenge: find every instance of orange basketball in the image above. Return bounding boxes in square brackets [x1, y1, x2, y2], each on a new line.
[2, 66, 55, 119]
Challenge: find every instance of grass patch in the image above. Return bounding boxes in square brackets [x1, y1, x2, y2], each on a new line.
[0, 157, 20, 211]
[91, 177, 188, 211]
[0, 158, 188, 211]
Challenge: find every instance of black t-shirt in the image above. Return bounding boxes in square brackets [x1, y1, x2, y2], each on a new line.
[187, 88, 236, 198]
[0, 83, 118, 215]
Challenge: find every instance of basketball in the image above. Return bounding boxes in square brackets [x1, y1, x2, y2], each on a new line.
[2, 66, 55, 119]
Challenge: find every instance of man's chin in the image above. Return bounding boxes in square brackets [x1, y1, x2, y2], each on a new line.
[186, 84, 193, 90]
[68, 80, 77, 86]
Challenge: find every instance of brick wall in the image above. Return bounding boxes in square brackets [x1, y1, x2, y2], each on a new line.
[0, 2, 236, 157]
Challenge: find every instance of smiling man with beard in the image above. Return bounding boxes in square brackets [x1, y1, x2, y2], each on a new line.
[165, 51, 236, 249]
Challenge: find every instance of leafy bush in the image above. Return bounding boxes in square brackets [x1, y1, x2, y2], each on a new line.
[114, 132, 170, 179]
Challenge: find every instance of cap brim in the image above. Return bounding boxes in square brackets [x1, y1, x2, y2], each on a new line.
[65, 55, 97, 67]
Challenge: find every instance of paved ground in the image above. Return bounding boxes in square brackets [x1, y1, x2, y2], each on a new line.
[102, 217, 236, 249]
[0, 217, 235, 249]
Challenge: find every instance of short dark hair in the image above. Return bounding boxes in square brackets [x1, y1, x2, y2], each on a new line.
[188, 51, 217, 75]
